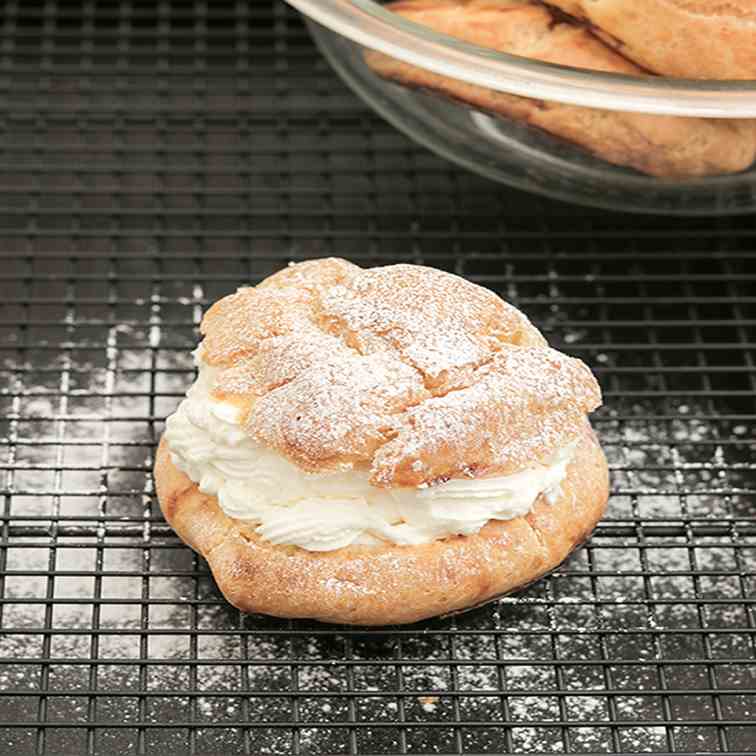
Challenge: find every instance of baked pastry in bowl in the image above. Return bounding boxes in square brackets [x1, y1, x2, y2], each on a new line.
[286, 0, 756, 214]
[365, 0, 756, 179]
[547, 0, 756, 80]
[155, 258, 609, 624]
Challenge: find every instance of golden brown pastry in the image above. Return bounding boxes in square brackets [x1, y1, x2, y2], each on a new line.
[547, 0, 756, 80]
[365, 0, 756, 178]
[155, 258, 609, 625]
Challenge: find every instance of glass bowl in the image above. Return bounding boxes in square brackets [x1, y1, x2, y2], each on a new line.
[285, 0, 756, 215]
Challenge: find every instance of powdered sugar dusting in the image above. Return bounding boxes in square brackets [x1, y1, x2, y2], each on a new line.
[196, 258, 601, 487]
[212, 331, 352, 400]
[372, 346, 600, 486]
[248, 351, 429, 473]
[319, 263, 546, 388]
[199, 286, 315, 366]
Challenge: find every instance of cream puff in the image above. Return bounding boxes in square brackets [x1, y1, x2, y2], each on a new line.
[547, 0, 756, 80]
[155, 258, 609, 624]
[364, 0, 756, 178]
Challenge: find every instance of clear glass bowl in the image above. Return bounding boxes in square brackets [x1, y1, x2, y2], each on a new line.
[286, 0, 756, 215]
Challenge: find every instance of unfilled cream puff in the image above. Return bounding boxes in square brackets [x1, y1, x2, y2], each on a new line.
[155, 258, 609, 624]
[364, 0, 756, 178]
[548, 0, 756, 80]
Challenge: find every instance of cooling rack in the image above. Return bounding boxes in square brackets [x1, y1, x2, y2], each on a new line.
[0, 2, 754, 755]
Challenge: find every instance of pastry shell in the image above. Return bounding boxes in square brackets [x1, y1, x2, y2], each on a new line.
[155, 422, 608, 625]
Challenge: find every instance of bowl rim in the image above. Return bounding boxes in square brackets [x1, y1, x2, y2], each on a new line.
[285, 0, 756, 117]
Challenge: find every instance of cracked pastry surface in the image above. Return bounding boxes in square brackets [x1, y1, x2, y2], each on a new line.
[156, 258, 609, 624]
[364, 0, 756, 178]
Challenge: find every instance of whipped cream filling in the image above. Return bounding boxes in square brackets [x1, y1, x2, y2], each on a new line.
[163, 354, 575, 552]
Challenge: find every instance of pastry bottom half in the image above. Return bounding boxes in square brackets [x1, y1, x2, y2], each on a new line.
[155, 425, 609, 625]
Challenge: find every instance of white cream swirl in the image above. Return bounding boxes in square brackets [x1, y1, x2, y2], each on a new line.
[164, 356, 574, 552]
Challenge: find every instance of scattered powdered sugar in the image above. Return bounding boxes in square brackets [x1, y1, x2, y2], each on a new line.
[4, 263, 750, 756]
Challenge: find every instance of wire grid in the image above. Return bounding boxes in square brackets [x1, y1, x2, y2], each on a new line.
[0, 1, 754, 755]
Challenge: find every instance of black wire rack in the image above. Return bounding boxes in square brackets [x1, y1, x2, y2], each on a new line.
[0, 2, 755, 755]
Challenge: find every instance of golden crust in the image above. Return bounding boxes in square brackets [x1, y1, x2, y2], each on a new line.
[196, 258, 601, 487]
[155, 423, 609, 625]
[548, 0, 756, 79]
[365, 0, 756, 178]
